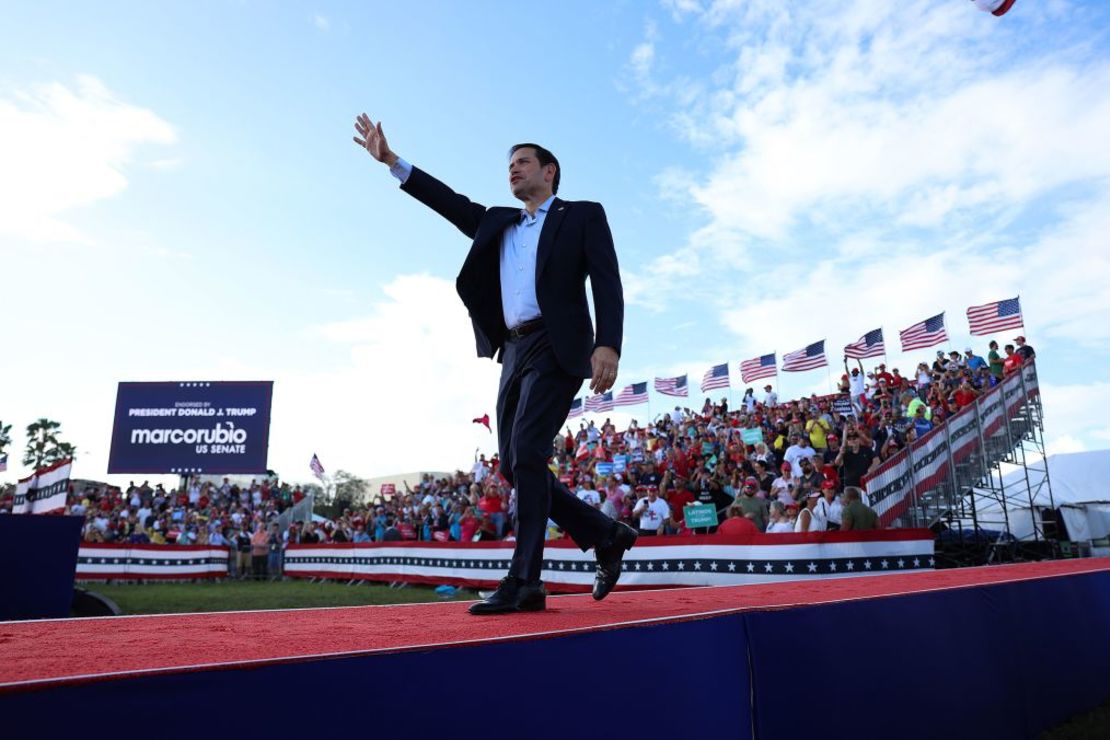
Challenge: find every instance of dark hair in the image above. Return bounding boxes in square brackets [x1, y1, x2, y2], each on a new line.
[509, 143, 560, 194]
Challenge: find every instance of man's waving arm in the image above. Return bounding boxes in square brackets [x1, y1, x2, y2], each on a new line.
[353, 113, 486, 239]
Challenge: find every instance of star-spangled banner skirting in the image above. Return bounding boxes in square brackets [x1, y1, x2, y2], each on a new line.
[75, 544, 230, 580]
[283, 531, 934, 592]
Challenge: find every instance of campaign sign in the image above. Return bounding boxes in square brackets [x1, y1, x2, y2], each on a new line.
[595, 462, 615, 478]
[108, 381, 273, 474]
[832, 397, 856, 417]
[683, 503, 719, 528]
[740, 427, 764, 445]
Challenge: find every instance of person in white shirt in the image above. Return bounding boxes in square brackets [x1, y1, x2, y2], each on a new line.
[762, 384, 778, 407]
[766, 501, 794, 533]
[783, 434, 818, 477]
[795, 492, 826, 533]
[632, 487, 671, 535]
[816, 480, 842, 530]
[576, 482, 602, 509]
[771, 462, 798, 505]
[472, 455, 489, 483]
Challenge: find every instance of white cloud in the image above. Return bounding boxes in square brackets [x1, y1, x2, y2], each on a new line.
[0, 75, 177, 243]
[271, 274, 503, 479]
[617, 0, 1110, 361]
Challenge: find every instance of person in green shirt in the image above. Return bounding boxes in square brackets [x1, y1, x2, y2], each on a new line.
[735, 477, 770, 532]
[902, 391, 932, 422]
[841, 487, 879, 531]
[987, 339, 1004, 380]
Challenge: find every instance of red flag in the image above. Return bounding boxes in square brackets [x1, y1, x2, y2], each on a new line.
[472, 413, 491, 433]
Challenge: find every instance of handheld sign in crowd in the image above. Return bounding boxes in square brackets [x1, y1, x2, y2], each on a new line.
[683, 503, 719, 528]
[740, 427, 764, 445]
[381, 483, 396, 495]
[595, 461, 615, 478]
[108, 381, 273, 474]
[612, 454, 629, 473]
[831, 397, 856, 417]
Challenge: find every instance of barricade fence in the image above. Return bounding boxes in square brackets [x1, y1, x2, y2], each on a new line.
[76, 544, 229, 580]
[283, 530, 935, 593]
[866, 362, 1040, 529]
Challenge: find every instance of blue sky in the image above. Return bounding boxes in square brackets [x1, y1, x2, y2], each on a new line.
[2, 0, 1109, 485]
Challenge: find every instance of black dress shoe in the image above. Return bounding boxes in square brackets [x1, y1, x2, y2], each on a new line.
[468, 577, 547, 615]
[593, 522, 638, 601]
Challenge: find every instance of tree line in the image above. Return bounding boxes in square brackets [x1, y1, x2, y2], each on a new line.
[0, 418, 78, 472]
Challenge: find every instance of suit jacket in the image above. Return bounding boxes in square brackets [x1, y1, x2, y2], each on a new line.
[400, 166, 623, 379]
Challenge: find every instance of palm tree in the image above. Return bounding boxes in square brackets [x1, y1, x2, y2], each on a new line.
[0, 420, 11, 456]
[44, 441, 78, 466]
[23, 418, 61, 469]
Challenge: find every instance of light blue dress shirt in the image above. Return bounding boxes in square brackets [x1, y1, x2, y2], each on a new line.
[391, 157, 546, 330]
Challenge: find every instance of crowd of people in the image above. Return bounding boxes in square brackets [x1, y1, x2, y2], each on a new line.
[0, 335, 1036, 569]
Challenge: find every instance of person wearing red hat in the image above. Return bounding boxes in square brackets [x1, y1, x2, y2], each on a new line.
[1014, 336, 1035, 362]
[816, 479, 842, 531]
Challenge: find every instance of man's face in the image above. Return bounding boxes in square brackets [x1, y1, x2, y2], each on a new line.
[509, 147, 553, 201]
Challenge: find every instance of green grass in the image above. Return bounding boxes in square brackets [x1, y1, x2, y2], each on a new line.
[1041, 699, 1110, 740]
[87, 579, 472, 615]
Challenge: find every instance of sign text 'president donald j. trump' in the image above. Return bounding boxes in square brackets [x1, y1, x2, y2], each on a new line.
[108, 381, 273, 474]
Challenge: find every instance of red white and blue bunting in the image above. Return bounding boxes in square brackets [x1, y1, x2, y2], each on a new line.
[284, 530, 934, 593]
[76, 544, 230, 580]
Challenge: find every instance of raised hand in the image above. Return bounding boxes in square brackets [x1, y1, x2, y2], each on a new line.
[353, 113, 397, 166]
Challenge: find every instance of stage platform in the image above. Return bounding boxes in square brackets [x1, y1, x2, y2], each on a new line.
[3, 559, 1109, 739]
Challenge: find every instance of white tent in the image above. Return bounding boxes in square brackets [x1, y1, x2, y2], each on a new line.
[968, 450, 1110, 545]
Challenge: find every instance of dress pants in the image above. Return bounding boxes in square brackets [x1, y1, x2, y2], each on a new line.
[497, 329, 615, 583]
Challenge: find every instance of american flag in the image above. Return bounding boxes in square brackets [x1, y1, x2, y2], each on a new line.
[701, 363, 730, 392]
[782, 341, 827, 372]
[585, 391, 614, 413]
[567, 398, 583, 418]
[309, 453, 326, 481]
[740, 353, 777, 384]
[844, 328, 885, 359]
[613, 382, 649, 408]
[967, 297, 1023, 336]
[900, 313, 949, 352]
[654, 374, 688, 397]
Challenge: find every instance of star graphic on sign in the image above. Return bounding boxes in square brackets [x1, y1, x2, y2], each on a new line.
[897, 559, 905, 569]
[846, 561, 855, 570]
[558, 562, 565, 570]
[661, 561, 669, 570]
[546, 561, 554, 569]
[647, 562, 655, 571]
[763, 562, 773, 573]
[864, 560, 872, 569]
[784, 562, 795, 573]
[830, 561, 839, 571]
[709, 561, 718, 571]
[635, 562, 642, 571]
[728, 562, 736, 572]
[677, 561, 685, 570]
[747, 563, 755, 572]
[929, 557, 935, 566]
[807, 562, 817, 573]
[881, 559, 889, 569]
[913, 558, 921, 568]
[693, 561, 702, 570]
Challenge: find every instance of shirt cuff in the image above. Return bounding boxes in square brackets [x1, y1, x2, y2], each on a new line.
[390, 157, 413, 184]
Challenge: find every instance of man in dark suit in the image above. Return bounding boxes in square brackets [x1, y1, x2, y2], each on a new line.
[353, 114, 637, 614]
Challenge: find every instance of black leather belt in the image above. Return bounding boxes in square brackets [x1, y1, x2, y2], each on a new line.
[507, 318, 545, 341]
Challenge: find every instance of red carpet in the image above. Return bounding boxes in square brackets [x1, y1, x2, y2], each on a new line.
[2, 559, 1107, 691]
